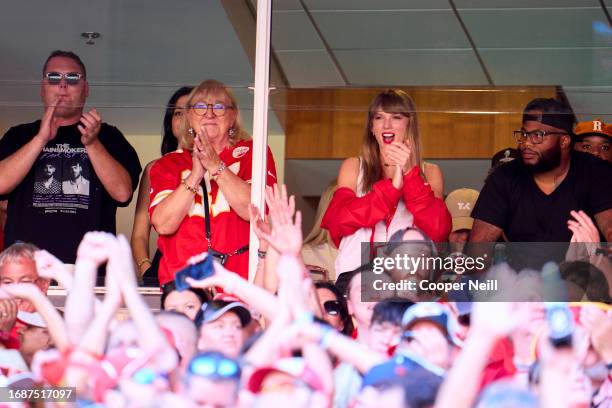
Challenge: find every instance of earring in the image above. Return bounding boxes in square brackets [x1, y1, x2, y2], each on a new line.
[188, 128, 195, 136]
[229, 127, 236, 138]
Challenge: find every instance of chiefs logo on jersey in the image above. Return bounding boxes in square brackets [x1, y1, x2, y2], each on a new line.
[233, 146, 250, 159]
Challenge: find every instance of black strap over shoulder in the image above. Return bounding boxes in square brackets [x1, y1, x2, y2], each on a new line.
[200, 179, 248, 259]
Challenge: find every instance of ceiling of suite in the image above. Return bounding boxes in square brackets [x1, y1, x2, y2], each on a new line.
[270, 0, 612, 120]
[1, 0, 611, 137]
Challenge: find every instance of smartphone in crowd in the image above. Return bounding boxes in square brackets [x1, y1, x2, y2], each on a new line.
[545, 302, 573, 348]
[174, 253, 215, 291]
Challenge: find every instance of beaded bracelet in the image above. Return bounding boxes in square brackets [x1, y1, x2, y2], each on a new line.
[181, 178, 198, 194]
[211, 161, 226, 181]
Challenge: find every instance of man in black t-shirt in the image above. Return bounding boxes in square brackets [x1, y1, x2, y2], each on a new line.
[0, 50, 141, 263]
[471, 98, 612, 245]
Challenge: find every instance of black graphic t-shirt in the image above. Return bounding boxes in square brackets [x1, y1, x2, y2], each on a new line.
[0, 120, 142, 263]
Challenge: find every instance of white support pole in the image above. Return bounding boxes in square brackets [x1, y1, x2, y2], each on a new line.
[248, 0, 272, 282]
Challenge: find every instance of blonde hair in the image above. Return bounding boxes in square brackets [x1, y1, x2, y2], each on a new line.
[178, 79, 250, 150]
[360, 89, 422, 193]
[303, 180, 338, 247]
[0, 242, 39, 268]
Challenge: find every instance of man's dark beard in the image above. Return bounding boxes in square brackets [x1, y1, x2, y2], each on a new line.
[522, 142, 562, 173]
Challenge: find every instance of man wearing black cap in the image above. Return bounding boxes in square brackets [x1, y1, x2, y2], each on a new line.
[470, 98, 612, 243]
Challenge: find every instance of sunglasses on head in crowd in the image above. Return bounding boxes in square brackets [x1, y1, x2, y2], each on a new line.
[188, 354, 241, 380]
[323, 300, 341, 316]
[44, 72, 83, 85]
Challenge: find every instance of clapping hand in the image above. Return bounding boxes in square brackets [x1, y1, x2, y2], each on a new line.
[568, 210, 600, 243]
[78, 108, 102, 146]
[195, 127, 223, 174]
[384, 141, 412, 174]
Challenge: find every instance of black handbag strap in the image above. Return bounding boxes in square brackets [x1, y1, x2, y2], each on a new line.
[200, 180, 248, 256]
[200, 180, 213, 248]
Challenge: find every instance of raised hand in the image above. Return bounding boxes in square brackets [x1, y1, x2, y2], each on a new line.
[185, 252, 233, 289]
[107, 235, 138, 290]
[470, 302, 524, 338]
[2, 282, 42, 301]
[78, 108, 102, 146]
[257, 184, 303, 256]
[34, 250, 73, 290]
[249, 203, 272, 250]
[190, 134, 207, 183]
[76, 231, 114, 268]
[568, 210, 600, 243]
[276, 254, 311, 316]
[0, 297, 18, 332]
[37, 98, 61, 143]
[195, 128, 223, 173]
[580, 305, 612, 363]
[384, 141, 413, 174]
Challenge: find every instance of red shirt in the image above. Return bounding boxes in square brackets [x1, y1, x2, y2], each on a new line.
[150, 140, 277, 285]
[481, 337, 516, 388]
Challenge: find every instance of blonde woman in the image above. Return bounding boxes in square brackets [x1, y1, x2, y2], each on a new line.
[322, 89, 451, 273]
[149, 80, 277, 285]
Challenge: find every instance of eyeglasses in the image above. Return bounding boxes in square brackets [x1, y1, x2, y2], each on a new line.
[513, 129, 567, 144]
[188, 354, 241, 380]
[44, 72, 83, 85]
[323, 300, 341, 316]
[191, 102, 233, 117]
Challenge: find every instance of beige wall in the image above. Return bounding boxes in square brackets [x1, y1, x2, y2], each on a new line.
[116, 133, 286, 257]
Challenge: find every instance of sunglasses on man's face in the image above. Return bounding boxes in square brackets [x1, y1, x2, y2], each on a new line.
[323, 300, 341, 316]
[44, 72, 83, 85]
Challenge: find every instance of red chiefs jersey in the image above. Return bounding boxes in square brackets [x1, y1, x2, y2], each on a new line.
[149, 140, 277, 285]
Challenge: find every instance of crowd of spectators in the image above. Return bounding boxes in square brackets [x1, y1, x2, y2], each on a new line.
[0, 49, 611, 407]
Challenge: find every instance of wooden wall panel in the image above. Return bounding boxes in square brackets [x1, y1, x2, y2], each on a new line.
[279, 87, 557, 159]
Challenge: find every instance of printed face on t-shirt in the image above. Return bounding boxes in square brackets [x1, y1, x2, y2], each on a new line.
[43, 163, 56, 178]
[70, 163, 82, 179]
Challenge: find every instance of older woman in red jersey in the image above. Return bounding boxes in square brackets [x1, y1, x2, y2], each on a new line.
[149, 80, 277, 285]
